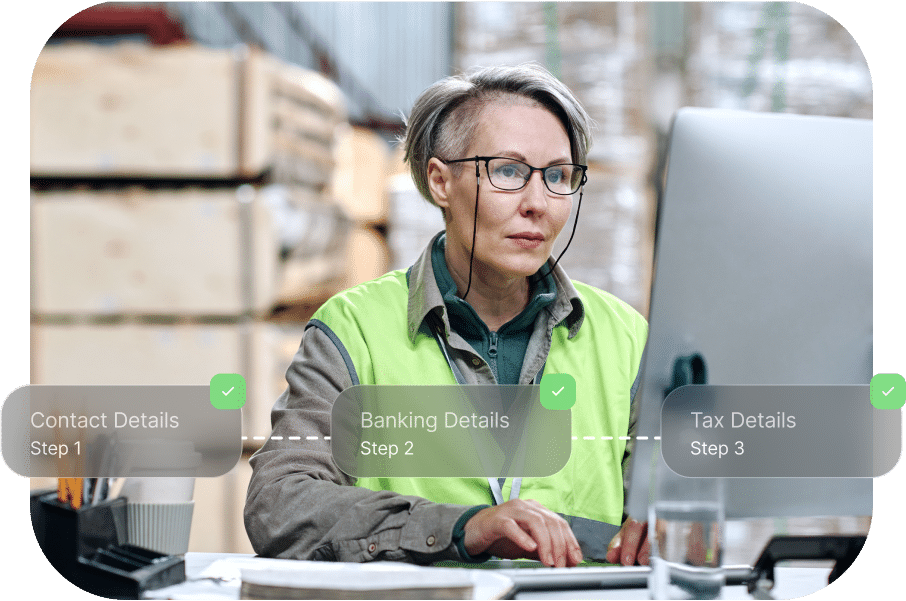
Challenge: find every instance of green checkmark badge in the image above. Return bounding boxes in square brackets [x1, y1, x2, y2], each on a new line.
[868, 374, 906, 409]
[540, 373, 576, 410]
[211, 373, 246, 409]
[870, 373, 906, 409]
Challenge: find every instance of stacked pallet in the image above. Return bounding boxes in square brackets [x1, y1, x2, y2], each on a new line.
[31, 43, 345, 182]
[686, 3, 872, 118]
[30, 42, 350, 450]
[330, 126, 392, 288]
[30, 42, 403, 553]
[267, 125, 393, 326]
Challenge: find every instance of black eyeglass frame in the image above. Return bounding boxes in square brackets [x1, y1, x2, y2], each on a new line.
[441, 156, 588, 195]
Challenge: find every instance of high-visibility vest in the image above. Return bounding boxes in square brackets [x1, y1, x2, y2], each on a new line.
[311, 270, 648, 527]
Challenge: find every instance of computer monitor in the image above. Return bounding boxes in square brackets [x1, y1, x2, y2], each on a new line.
[626, 108, 874, 520]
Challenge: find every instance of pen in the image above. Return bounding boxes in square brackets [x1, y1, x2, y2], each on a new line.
[108, 477, 127, 500]
[91, 436, 115, 506]
[58, 478, 83, 509]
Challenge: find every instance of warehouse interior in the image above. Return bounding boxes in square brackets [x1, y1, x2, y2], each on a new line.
[28, 2, 873, 563]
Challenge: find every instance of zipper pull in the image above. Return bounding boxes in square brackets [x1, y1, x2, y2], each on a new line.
[488, 332, 498, 358]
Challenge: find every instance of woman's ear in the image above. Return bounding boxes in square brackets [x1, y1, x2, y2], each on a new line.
[426, 158, 452, 211]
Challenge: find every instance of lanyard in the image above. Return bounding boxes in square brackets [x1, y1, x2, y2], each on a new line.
[430, 319, 543, 507]
[429, 317, 627, 561]
[488, 476, 522, 505]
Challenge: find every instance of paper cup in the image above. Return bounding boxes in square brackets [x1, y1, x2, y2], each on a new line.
[127, 501, 195, 555]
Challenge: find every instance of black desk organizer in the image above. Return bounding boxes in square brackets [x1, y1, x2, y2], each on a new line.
[746, 534, 866, 596]
[31, 490, 185, 599]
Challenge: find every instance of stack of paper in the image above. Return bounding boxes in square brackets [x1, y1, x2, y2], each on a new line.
[240, 565, 474, 599]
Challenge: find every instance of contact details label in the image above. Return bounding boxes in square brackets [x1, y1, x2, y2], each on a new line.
[2, 386, 241, 478]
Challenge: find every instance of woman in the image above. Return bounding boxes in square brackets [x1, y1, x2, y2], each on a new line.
[245, 64, 649, 568]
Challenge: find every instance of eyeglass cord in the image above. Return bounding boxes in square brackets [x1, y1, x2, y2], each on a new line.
[538, 186, 582, 282]
[462, 158, 481, 300]
[461, 156, 583, 301]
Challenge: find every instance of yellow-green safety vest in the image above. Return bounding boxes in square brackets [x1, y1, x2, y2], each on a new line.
[310, 269, 647, 528]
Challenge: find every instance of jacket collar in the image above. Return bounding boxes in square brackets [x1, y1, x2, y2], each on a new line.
[406, 232, 585, 343]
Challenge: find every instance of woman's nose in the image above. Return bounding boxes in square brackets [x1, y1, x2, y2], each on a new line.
[520, 171, 549, 213]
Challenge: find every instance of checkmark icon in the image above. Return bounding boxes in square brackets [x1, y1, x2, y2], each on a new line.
[870, 374, 906, 409]
[211, 374, 246, 409]
[540, 374, 576, 410]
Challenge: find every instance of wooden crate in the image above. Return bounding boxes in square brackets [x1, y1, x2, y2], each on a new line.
[31, 43, 346, 181]
[274, 199, 351, 306]
[276, 256, 347, 307]
[344, 226, 391, 289]
[273, 224, 391, 306]
[31, 187, 281, 316]
[30, 322, 311, 556]
[330, 125, 391, 224]
[31, 321, 281, 444]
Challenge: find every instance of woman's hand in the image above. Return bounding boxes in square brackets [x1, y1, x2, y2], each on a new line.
[605, 517, 650, 565]
[463, 499, 583, 567]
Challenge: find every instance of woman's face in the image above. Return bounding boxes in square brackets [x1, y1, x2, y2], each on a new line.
[431, 101, 574, 284]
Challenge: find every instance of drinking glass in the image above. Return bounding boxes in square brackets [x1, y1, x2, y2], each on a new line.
[648, 454, 725, 599]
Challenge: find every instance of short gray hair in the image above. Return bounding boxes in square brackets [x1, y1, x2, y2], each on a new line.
[402, 63, 593, 208]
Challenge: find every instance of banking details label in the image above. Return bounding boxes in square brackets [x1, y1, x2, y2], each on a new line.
[330, 385, 571, 478]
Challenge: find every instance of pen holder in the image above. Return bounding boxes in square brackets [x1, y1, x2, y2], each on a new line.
[32, 492, 185, 599]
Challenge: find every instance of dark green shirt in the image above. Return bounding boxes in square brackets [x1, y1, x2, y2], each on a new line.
[431, 233, 557, 386]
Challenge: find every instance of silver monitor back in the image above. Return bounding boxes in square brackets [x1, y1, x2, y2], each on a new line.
[626, 108, 872, 520]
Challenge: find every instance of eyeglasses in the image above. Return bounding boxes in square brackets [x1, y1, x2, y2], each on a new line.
[442, 156, 588, 195]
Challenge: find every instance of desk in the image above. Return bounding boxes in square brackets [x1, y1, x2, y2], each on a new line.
[185, 552, 254, 579]
[149, 553, 833, 600]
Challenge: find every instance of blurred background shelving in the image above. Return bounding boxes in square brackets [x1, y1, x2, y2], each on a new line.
[30, 2, 872, 556]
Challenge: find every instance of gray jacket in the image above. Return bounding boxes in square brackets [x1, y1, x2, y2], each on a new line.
[244, 237, 640, 562]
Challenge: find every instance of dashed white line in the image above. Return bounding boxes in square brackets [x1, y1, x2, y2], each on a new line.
[247, 434, 659, 443]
